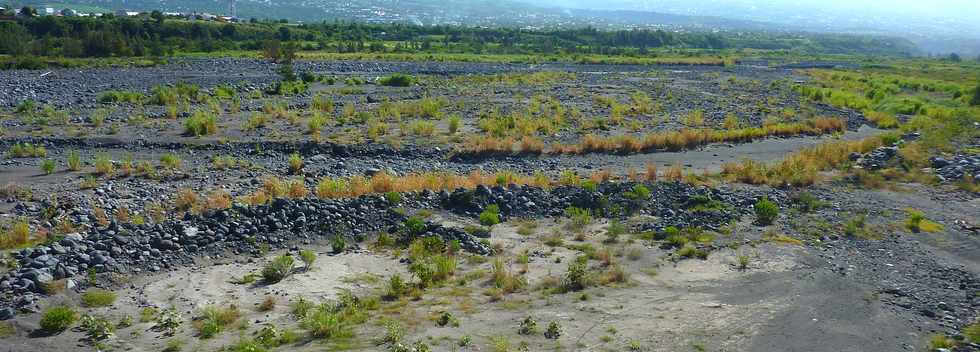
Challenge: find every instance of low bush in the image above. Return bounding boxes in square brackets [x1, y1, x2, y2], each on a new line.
[194, 305, 241, 339]
[479, 204, 501, 226]
[81, 289, 117, 307]
[261, 254, 295, 284]
[7, 143, 47, 158]
[754, 197, 778, 225]
[0, 219, 32, 250]
[183, 111, 218, 136]
[80, 314, 114, 341]
[288, 153, 303, 174]
[40, 159, 56, 175]
[299, 249, 316, 269]
[377, 73, 415, 87]
[39, 306, 77, 334]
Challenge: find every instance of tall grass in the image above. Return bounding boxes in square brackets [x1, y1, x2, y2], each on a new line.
[314, 170, 551, 199]
[461, 117, 845, 157]
[722, 134, 887, 186]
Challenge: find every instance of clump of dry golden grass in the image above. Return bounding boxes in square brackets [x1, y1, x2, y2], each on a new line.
[173, 188, 233, 214]
[560, 117, 845, 155]
[174, 188, 199, 212]
[664, 163, 684, 182]
[458, 136, 516, 156]
[312, 170, 552, 199]
[644, 163, 658, 181]
[0, 219, 33, 249]
[460, 117, 844, 157]
[203, 190, 232, 212]
[722, 134, 884, 186]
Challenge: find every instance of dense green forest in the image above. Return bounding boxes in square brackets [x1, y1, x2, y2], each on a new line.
[0, 11, 919, 62]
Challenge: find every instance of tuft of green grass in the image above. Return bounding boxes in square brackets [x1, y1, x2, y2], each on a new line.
[754, 197, 778, 225]
[81, 289, 117, 307]
[479, 204, 502, 226]
[261, 254, 295, 284]
[904, 208, 943, 233]
[194, 305, 241, 339]
[377, 73, 415, 87]
[40, 159, 56, 175]
[39, 305, 78, 334]
[183, 110, 218, 136]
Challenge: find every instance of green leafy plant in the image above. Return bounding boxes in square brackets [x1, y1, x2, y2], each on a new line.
[754, 197, 778, 225]
[288, 153, 303, 174]
[299, 249, 316, 270]
[81, 288, 117, 307]
[39, 305, 77, 334]
[544, 321, 562, 339]
[261, 254, 295, 284]
[331, 236, 346, 254]
[40, 159, 56, 175]
[80, 314, 115, 341]
[479, 204, 501, 226]
[377, 73, 415, 87]
[66, 150, 82, 171]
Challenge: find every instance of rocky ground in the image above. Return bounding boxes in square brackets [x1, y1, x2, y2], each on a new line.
[0, 59, 976, 352]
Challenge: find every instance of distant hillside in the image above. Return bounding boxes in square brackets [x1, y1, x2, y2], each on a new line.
[21, 0, 923, 56]
[24, 0, 777, 29]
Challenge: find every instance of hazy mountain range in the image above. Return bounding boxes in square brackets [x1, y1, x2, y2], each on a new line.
[13, 0, 980, 55]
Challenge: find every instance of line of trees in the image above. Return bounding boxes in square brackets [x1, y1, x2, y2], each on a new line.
[0, 13, 917, 59]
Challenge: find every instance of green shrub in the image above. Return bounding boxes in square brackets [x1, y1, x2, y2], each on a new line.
[93, 153, 113, 175]
[81, 289, 117, 307]
[964, 322, 980, 343]
[195, 305, 241, 339]
[928, 334, 956, 349]
[160, 153, 182, 170]
[301, 306, 348, 339]
[479, 204, 501, 226]
[331, 236, 346, 254]
[183, 111, 218, 136]
[518, 316, 538, 335]
[288, 153, 303, 174]
[793, 192, 827, 212]
[155, 309, 183, 336]
[299, 249, 316, 269]
[40, 159, 56, 175]
[7, 143, 47, 158]
[624, 184, 651, 200]
[269, 80, 309, 95]
[404, 216, 427, 236]
[377, 73, 415, 87]
[544, 321, 562, 339]
[261, 254, 295, 284]
[80, 314, 114, 341]
[39, 306, 77, 334]
[66, 150, 82, 171]
[447, 114, 462, 134]
[754, 197, 778, 225]
[432, 255, 458, 281]
[311, 94, 334, 112]
[561, 256, 589, 292]
[676, 244, 708, 259]
[565, 207, 593, 231]
[581, 180, 598, 192]
[384, 191, 402, 205]
[384, 275, 405, 300]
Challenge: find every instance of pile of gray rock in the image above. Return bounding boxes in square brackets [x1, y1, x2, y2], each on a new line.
[0, 181, 756, 319]
[931, 154, 980, 183]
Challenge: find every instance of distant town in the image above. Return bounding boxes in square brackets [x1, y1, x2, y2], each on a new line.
[0, 4, 241, 23]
